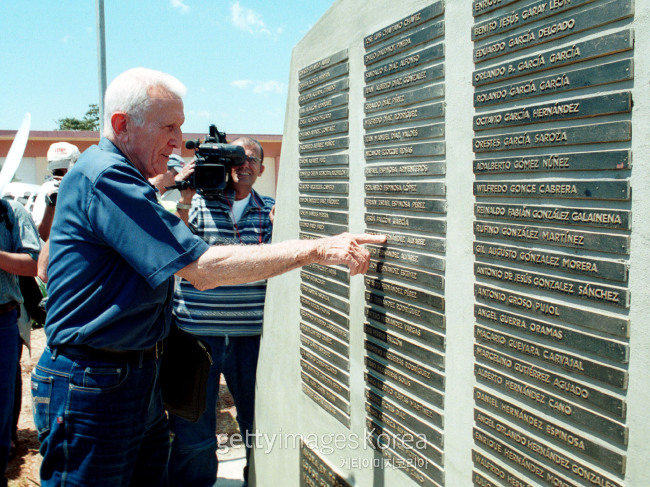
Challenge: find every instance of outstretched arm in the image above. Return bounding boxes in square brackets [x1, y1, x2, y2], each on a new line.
[176, 232, 386, 290]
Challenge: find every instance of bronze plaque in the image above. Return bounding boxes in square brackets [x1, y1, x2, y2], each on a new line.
[299, 93, 349, 117]
[365, 322, 444, 368]
[473, 121, 631, 152]
[365, 196, 446, 214]
[364, 85, 444, 114]
[369, 260, 444, 290]
[366, 387, 443, 437]
[301, 359, 349, 400]
[365, 212, 446, 235]
[298, 49, 348, 80]
[473, 428, 577, 487]
[300, 335, 348, 372]
[365, 360, 444, 409]
[365, 64, 445, 98]
[299, 121, 349, 141]
[366, 368, 443, 413]
[299, 78, 349, 105]
[473, 149, 631, 174]
[300, 440, 352, 487]
[475, 410, 623, 486]
[474, 90, 632, 125]
[365, 181, 445, 196]
[301, 270, 349, 296]
[299, 182, 349, 194]
[299, 154, 349, 167]
[474, 202, 631, 230]
[365, 291, 445, 329]
[364, 123, 444, 146]
[302, 383, 350, 427]
[474, 283, 630, 337]
[473, 29, 633, 87]
[473, 179, 630, 200]
[299, 196, 348, 211]
[474, 325, 627, 388]
[473, 0, 594, 41]
[366, 245, 445, 271]
[300, 347, 349, 385]
[475, 344, 625, 418]
[299, 136, 349, 153]
[474, 362, 628, 444]
[473, 1, 634, 63]
[474, 388, 625, 473]
[474, 304, 629, 363]
[365, 44, 444, 83]
[301, 283, 349, 313]
[474, 241, 629, 282]
[474, 262, 630, 308]
[365, 276, 444, 310]
[365, 21, 444, 66]
[300, 322, 349, 359]
[364, 2, 444, 49]
[299, 62, 349, 92]
[366, 308, 445, 351]
[474, 221, 630, 254]
[475, 61, 633, 107]
[365, 162, 446, 179]
[366, 229, 445, 254]
[364, 102, 444, 130]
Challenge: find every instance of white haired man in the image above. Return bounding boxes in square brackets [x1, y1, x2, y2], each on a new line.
[32, 67, 385, 486]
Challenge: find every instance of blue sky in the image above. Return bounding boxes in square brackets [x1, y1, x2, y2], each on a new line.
[0, 0, 334, 135]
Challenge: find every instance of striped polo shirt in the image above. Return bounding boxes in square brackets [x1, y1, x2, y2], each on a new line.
[173, 188, 274, 336]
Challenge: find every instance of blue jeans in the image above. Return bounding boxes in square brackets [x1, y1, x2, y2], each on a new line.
[0, 309, 19, 487]
[31, 347, 169, 487]
[168, 335, 260, 487]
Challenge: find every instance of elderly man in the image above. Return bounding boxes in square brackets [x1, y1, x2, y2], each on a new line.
[32, 67, 384, 487]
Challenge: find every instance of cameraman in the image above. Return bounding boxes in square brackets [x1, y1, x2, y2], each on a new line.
[169, 137, 273, 487]
[32, 142, 80, 241]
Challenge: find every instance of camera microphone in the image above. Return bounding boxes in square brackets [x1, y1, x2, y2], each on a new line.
[185, 140, 198, 150]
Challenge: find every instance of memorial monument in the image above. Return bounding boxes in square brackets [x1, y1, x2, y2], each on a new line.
[254, 1, 650, 485]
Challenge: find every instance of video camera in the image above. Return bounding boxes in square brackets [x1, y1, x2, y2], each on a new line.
[173, 125, 246, 199]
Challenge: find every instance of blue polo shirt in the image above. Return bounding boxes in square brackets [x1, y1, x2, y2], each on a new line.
[45, 138, 210, 350]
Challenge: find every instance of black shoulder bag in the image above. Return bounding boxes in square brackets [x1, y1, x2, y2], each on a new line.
[160, 324, 213, 422]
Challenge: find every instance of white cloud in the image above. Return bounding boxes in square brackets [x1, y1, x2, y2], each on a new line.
[231, 80, 253, 90]
[171, 0, 190, 13]
[231, 80, 285, 94]
[62, 35, 72, 43]
[230, 2, 272, 36]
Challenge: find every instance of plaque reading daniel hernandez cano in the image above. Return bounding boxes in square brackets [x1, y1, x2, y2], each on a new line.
[471, 1, 633, 486]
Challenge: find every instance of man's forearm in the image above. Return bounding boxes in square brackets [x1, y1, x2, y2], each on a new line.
[176, 233, 384, 290]
[0, 251, 38, 277]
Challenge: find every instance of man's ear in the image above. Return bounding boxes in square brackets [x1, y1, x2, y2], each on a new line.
[111, 112, 128, 139]
[259, 164, 265, 176]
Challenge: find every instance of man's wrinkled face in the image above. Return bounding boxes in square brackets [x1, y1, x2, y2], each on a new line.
[230, 143, 264, 191]
[127, 86, 184, 179]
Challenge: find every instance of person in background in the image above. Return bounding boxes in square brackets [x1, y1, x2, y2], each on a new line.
[32, 66, 384, 487]
[32, 142, 80, 241]
[169, 136, 272, 487]
[0, 198, 40, 487]
[150, 153, 184, 199]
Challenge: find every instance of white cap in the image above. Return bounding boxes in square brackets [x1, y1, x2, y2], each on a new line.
[47, 142, 80, 172]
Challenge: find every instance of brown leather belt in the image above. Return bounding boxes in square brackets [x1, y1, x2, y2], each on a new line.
[54, 341, 164, 363]
[0, 301, 18, 314]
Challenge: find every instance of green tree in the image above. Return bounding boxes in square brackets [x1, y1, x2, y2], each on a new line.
[56, 104, 100, 131]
